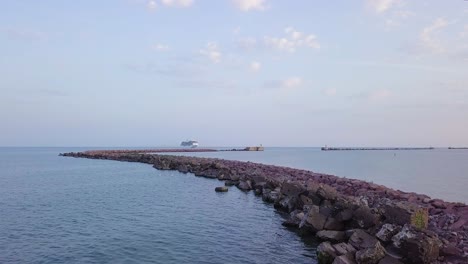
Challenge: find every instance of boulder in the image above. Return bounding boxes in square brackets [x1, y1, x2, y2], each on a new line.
[262, 189, 280, 203]
[336, 209, 354, 222]
[275, 196, 298, 212]
[333, 243, 356, 256]
[317, 184, 338, 201]
[324, 217, 345, 231]
[391, 225, 441, 263]
[384, 201, 428, 228]
[333, 254, 356, 264]
[352, 206, 378, 229]
[377, 255, 403, 264]
[317, 241, 337, 264]
[317, 230, 346, 243]
[302, 205, 327, 232]
[355, 241, 386, 264]
[237, 180, 252, 191]
[349, 229, 379, 250]
[376, 224, 400, 243]
[215, 186, 228, 192]
[281, 181, 306, 196]
[224, 180, 238, 186]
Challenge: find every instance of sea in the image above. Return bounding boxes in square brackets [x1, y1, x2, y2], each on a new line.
[1, 147, 467, 263]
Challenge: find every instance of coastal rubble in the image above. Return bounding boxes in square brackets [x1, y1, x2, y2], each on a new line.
[60, 150, 468, 263]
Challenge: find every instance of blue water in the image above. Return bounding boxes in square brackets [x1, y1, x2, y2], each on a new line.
[0, 148, 317, 264]
[1, 147, 467, 263]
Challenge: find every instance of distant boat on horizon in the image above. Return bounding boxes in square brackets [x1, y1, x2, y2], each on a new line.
[180, 140, 199, 148]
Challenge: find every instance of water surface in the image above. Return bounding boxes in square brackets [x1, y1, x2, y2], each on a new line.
[0, 148, 317, 264]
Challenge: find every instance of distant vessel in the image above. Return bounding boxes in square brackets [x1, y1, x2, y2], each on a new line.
[180, 140, 199, 148]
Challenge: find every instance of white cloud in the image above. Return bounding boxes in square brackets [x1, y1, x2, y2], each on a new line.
[232, 0, 267, 11]
[147, 0, 157, 10]
[367, 0, 400, 14]
[161, 0, 194, 7]
[264, 27, 320, 52]
[199, 42, 222, 63]
[324, 88, 337, 96]
[250, 61, 261, 72]
[282, 77, 303, 89]
[420, 18, 449, 53]
[151, 43, 170, 51]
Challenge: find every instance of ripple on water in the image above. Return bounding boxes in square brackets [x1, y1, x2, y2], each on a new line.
[0, 148, 318, 263]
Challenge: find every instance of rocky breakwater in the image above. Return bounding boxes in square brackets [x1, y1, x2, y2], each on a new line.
[60, 150, 468, 263]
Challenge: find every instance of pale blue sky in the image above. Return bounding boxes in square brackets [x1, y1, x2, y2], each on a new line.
[1, 0, 467, 147]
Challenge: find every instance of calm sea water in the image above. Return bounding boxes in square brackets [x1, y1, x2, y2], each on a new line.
[0, 148, 317, 264]
[1, 147, 467, 263]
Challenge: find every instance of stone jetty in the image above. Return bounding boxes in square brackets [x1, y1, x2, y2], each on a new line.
[321, 147, 435, 151]
[60, 150, 467, 263]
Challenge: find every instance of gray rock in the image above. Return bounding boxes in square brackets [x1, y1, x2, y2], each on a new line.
[317, 241, 337, 264]
[281, 181, 306, 196]
[355, 241, 386, 264]
[333, 254, 357, 264]
[336, 209, 354, 222]
[224, 180, 238, 186]
[376, 224, 400, 243]
[215, 186, 228, 192]
[353, 206, 378, 229]
[349, 229, 379, 250]
[325, 217, 345, 231]
[333, 243, 357, 256]
[391, 225, 441, 263]
[378, 255, 403, 264]
[237, 180, 252, 191]
[262, 189, 280, 203]
[275, 196, 298, 212]
[303, 205, 327, 232]
[317, 230, 346, 243]
[317, 184, 338, 201]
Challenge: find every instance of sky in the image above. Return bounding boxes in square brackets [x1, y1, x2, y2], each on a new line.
[1, 0, 467, 147]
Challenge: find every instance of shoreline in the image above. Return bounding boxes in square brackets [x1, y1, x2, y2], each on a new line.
[60, 150, 467, 263]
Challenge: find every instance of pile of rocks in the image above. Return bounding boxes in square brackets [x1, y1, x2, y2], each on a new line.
[60, 151, 468, 263]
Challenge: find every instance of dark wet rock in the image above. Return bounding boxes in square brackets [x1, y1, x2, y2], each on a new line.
[349, 229, 379, 249]
[324, 217, 345, 231]
[215, 186, 228, 192]
[333, 254, 356, 264]
[440, 243, 461, 256]
[224, 180, 238, 186]
[317, 230, 346, 242]
[262, 189, 280, 203]
[336, 209, 354, 222]
[376, 224, 400, 243]
[317, 241, 337, 264]
[355, 241, 385, 264]
[377, 255, 403, 264]
[275, 196, 298, 212]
